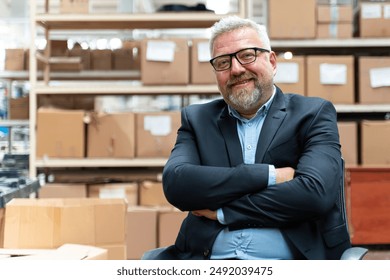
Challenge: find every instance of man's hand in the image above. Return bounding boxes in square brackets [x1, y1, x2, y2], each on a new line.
[192, 209, 217, 220]
[276, 167, 295, 184]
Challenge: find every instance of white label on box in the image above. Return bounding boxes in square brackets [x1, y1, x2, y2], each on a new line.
[369, 67, 390, 88]
[99, 188, 126, 199]
[361, 4, 381, 19]
[197, 42, 211, 62]
[384, 5, 390, 19]
[320, 63, 347, 85]
[144, 115, 172, 136]
[274, 62, 299, 84]
[146, 41, 176, 62]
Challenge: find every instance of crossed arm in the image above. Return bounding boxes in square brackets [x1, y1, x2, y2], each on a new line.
[192, 167, 295, 220]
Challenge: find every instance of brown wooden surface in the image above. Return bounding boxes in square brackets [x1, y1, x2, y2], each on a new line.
[346, 167, 390, 245]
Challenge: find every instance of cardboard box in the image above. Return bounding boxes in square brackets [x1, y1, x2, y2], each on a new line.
[91, 49, 112, 70]
[60, 0, 89, 13]
[359, 2, 390, 37]
[358, 56, 390, 104]
[126, 207, 158, 259]
[3, 198, 127, 251]
[135, 111, 181, 158]
[122, 40, 142, 71]
[338, 122, 358, 165]
[50, 40, 69, 57]
[361, 120, 390, 165]
[158, 209, 187, 247]
[141, 38, 189, 85]
[274, 55, 306, 95]
[4, 49, 25, 71]
[316, 3, 354, 38]
[190, 39, 215, 84]
[69, 44, 91, 70]
[88, 183, 138, 206]
[268, 0, 316, 39]
[9, 96, 29, 120]
[113, 48, 133, 70]
[48, 40, 82, 72]
[39, 183, 87, 198]
[316, 23, 353, 38]
[38, 95, 95, 110]
[99, 244, 127, 260]
[0, 244, 108, 260]
[87, 112, 135, 158]
[139, 181, 170, 207]
[317, 5, 354, 23]
[36, 108, 86, 158]
[113, 42, 141, 71]
[306, 55, 355, 104]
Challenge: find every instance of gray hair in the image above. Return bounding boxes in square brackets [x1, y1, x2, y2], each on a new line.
[209, 15, 271, 54]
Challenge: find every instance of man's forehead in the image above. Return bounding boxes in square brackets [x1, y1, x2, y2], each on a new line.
[212, 28, 261, 55]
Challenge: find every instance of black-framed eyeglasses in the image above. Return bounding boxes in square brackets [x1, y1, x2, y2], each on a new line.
[209, 47, 270, 72]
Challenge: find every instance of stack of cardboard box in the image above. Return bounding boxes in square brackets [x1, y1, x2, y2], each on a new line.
[268, 0, 390, 39]
[35, 108, 181, 160]
[316, 1, 354, 38]
[9, 177, 186, 260]
[2, 198, 127, 259]
[0, 196, 187, 260]
[141, 38, 215, 85]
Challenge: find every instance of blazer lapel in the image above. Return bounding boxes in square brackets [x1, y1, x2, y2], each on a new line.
[255, 88, 287, 162]
[217, 107, 243, 167]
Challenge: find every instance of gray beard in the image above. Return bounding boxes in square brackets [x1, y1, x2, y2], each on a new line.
[228, 87, 262, 112]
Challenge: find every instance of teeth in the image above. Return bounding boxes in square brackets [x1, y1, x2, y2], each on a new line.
[235, 80, 247, 85]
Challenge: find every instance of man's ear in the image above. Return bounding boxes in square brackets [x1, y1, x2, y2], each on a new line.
[270, 51, 277, 75]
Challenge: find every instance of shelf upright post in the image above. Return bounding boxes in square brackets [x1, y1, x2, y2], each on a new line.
[29, 0, 38, 179]
[43, 27, 51, 85]
[239, 0, 247, 18]
[44, 0, 49, 13]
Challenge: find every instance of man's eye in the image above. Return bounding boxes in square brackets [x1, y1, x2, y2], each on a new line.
[240, 52, 255, 60]
[216, 58, 230, 68]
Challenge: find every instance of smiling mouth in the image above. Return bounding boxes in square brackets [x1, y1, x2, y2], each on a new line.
[230, 79, 251, 87]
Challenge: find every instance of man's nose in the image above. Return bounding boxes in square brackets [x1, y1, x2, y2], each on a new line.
[230, 56, 246, 74]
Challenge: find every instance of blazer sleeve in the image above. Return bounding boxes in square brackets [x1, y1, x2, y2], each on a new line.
[222, 100, 342, 228]
[162, 106, 270, 211]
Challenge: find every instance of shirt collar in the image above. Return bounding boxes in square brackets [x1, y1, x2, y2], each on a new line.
[228, 85, 276, 122]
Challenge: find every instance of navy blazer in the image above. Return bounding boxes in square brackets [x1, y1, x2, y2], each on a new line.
[160, 86, 351, 260]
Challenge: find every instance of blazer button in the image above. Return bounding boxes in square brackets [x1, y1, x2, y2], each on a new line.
[203, 249, 210, 257]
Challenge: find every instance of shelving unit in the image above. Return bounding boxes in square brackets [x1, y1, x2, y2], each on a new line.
[28, 0, 390, 180]
[271, 38, 390, 118]
[28, 0, 246, 179]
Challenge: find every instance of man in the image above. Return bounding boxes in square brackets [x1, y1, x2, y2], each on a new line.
[147, 15, 351, 260]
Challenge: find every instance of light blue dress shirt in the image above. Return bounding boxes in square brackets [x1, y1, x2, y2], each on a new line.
[210, 87, 295, 260]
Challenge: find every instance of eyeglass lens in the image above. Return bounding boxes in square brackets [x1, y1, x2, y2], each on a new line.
[211, 48, 259, 71]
